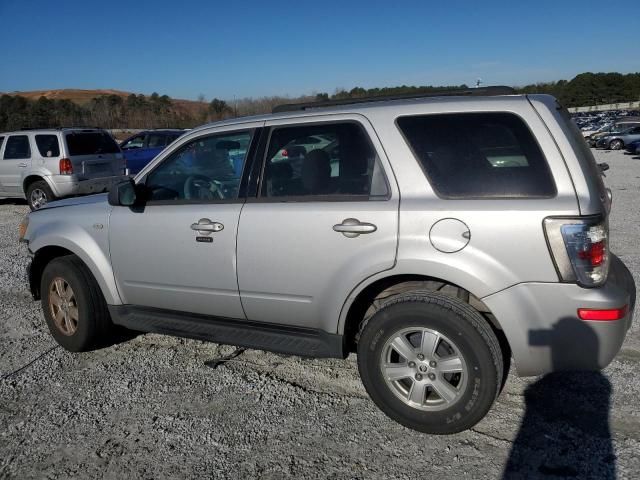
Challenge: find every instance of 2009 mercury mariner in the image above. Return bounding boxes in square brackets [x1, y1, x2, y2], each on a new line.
[20, 87, 636, 434]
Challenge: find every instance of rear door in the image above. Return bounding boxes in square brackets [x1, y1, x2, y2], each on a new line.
[63, 130, 123, 178]
[236, 115, 399, 333]
[0, 134, 32, 194]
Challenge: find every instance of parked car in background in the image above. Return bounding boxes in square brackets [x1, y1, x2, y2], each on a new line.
[0, 128, 126, 210]
[21, 89, 635, 434]
[588, 119, 640, 147]
[120, 129, 186, 174]
[624, 139, 640, 155]
[596, 125, 640, 150]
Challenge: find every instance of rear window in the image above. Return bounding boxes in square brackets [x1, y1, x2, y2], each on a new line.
[397, 112, 556, 198]
[35, 135, 60, 157]
[65, 131, 120, 156]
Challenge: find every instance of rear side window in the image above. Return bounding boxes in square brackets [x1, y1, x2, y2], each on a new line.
[35, 135, 60, 157]
[3, 135, 31, 160]
[397, 112, 556, 198]
[261, 122, 388, 199]
[65, 132, 119, 155]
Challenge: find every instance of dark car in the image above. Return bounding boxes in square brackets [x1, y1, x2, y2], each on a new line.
[120, 129, 186, 174]
[624, 139, 640, 155]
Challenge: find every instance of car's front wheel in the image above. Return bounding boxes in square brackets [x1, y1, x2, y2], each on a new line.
[357, 292, 503, 434]
[609, 139, 623, 150]
[41, 256, 113, 351]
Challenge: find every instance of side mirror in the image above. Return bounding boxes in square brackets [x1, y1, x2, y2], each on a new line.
[108, 178, 138, 206]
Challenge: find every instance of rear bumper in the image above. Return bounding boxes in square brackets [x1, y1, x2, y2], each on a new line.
[49, 175, 127, 198]
[483, 254, 636, 376]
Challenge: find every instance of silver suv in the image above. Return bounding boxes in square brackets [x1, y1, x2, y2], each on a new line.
[0, 128, 126, 210]
[20, 89, 636, 434]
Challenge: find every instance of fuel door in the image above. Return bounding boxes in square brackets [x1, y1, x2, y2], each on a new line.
[429, 218, 470, 253]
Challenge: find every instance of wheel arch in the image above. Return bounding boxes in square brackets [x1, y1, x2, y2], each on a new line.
[339, 273, 511, 365]
[23, 175, 55, 195]
[28, 232, 121, 305]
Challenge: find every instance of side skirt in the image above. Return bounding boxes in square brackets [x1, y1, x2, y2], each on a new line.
[108, 305, 346, 359]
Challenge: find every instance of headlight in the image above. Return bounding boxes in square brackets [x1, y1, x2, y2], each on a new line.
[18, 215, 29, 243]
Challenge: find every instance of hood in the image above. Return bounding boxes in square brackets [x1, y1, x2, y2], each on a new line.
[42, 193, 109, 210]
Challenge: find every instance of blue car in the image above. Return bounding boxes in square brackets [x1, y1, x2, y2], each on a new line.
[624, 139, 640, 155]
[120, 130, 186, 174]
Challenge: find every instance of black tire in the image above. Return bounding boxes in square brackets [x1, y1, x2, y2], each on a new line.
[26, 180, 56, 211]
[40, 255, 112, 352]
[357, 291, 503, 434]
[609, 139, 623, 150]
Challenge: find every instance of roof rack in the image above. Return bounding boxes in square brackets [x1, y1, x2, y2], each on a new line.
[272, 86, 516, 113]
[18, 126, 103, 131]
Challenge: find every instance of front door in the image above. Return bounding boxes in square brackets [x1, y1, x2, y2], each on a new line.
[236, 116, 399, 332]
[0, 134, 32, 194]
[109, 127, 258, 319]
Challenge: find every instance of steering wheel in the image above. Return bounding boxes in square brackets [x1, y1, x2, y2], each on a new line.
[183, 174, 224, 200]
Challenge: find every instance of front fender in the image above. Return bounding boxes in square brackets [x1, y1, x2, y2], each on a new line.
[28, 222, 122, 305]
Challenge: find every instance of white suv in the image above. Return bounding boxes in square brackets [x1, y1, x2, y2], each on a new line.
[0, 128, 126, 210]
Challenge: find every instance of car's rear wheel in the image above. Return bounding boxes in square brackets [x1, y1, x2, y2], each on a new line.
[357, 292, 503, 434]
[609, 139, 623, 150]
[41, 255, 112, 352]
[26, 180, 55, 211]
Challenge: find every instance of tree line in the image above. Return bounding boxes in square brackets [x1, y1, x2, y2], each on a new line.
[1, 72, 639, 132]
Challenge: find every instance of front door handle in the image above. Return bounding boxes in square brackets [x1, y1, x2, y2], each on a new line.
[333, 218, 377, 238]
[191, 218, 224, 234]
[18, 163, 28, 168]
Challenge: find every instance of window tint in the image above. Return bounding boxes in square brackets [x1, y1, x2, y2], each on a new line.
[65, 132, 119, 155]
[147, 134, 167, 148]
[262, 122, 388, 198]
[397, 112, 556, 198]
[3, 135, 31, 160]
[35, 135, 60, 157]
[146, 131, 253, 202]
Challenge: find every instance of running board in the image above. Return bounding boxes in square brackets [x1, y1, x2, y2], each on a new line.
[108, 305, 346, 359]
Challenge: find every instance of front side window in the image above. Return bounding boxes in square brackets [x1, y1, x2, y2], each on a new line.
[120, 134, 145, 151]
[397, 112, 556, 198]
[261, 122, 388, 199]
[3, 135, 31, 160]
[145, 131, 253, 202]
[35, 135, 60, 157]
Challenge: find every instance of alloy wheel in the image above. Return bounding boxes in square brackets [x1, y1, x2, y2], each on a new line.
[48, 277, 79, 336]
[380, 326, 468, 411]
[30, 188, 48, 209]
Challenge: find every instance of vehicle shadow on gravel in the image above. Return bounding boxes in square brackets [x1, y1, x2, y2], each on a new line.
[0, 198, 27, 207]
[503, 318, 616, 479]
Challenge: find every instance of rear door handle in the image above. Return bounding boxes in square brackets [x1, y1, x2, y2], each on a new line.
[191, 218, 224, 234]
[333, 218, 377, 238]
[18, 163, 28, 168]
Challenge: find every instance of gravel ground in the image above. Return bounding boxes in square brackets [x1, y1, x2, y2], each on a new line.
[1, 149, 639, 479]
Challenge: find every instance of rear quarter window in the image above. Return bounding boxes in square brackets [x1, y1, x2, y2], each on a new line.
[65, 131, 120, 155]
[35, 135, 60, 157]
[397, 112, 557, 198]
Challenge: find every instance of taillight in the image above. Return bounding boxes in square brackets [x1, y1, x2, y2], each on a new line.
[544, 216, 610, 287]
[59, 158, 73, 175]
